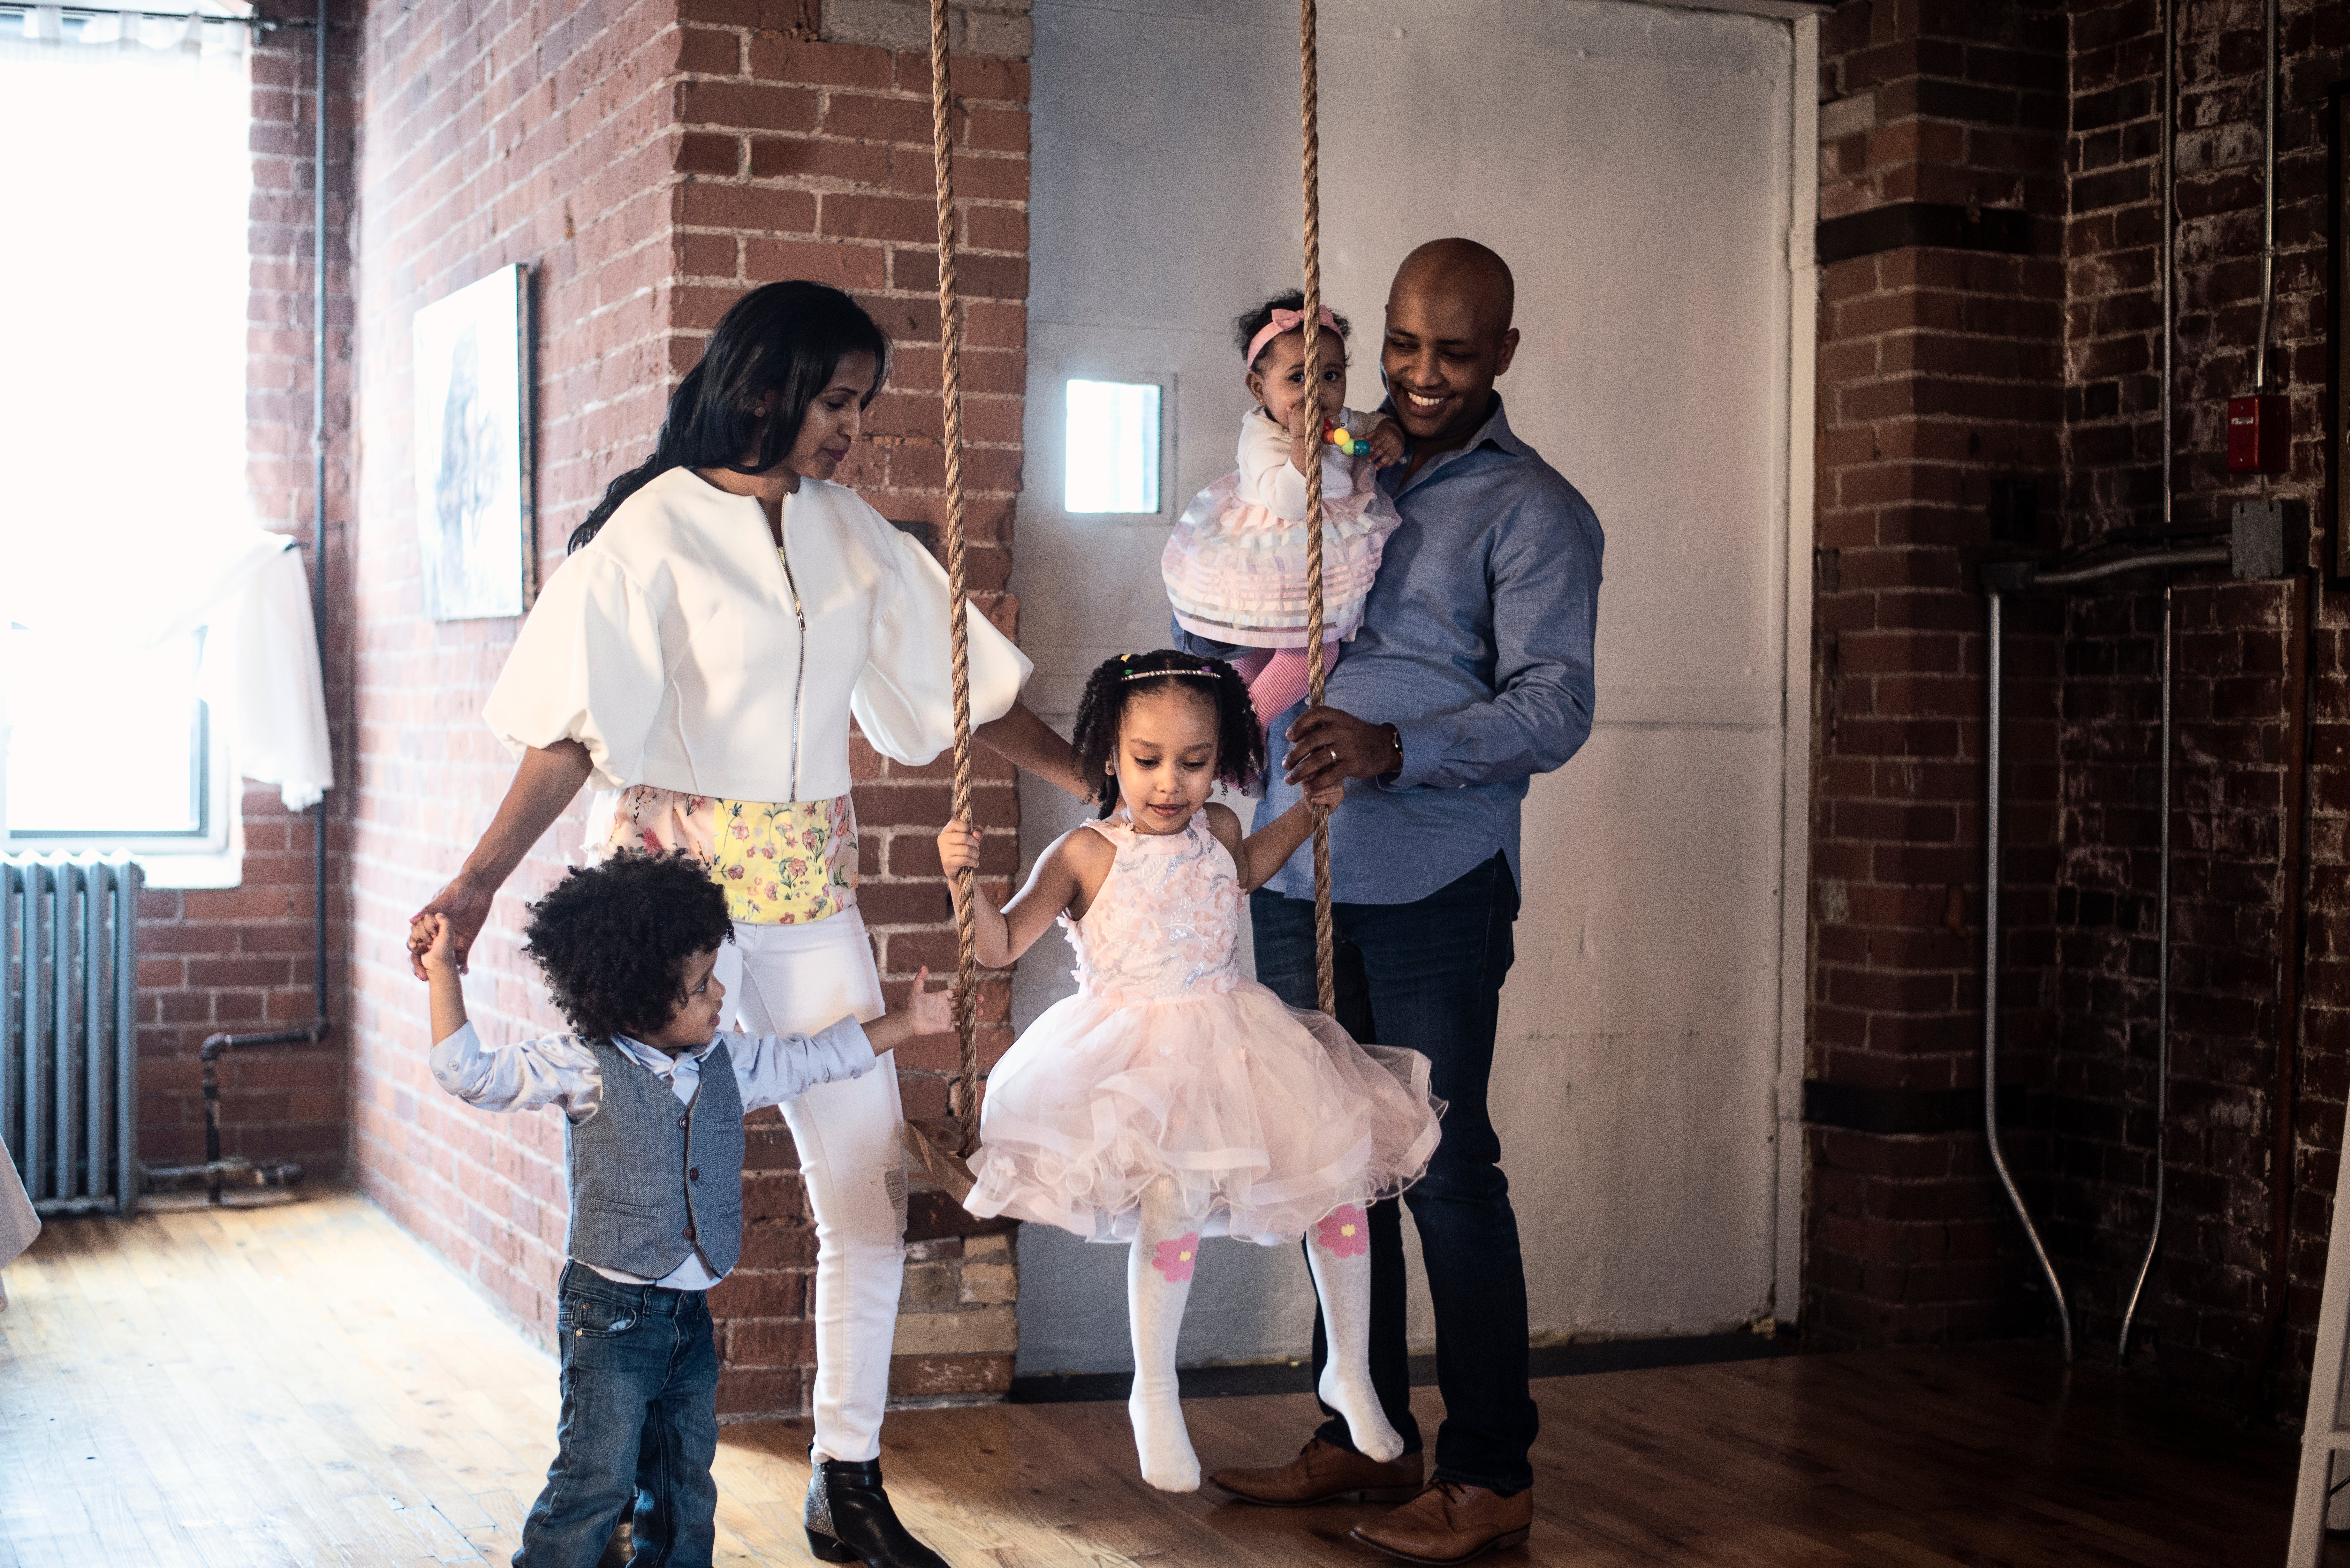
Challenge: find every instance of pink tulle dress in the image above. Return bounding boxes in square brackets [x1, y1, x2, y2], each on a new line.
[963, 813, 1443, 1245]
[1160, 408, 1403, 724]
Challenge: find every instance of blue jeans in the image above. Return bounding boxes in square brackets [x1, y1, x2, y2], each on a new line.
[1251, 852, 1538, 1495]
[515, 1262, 721, 1568]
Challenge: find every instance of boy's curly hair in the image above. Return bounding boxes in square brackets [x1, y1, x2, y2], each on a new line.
[521, 851, 734, 1041]
[1071, 650, 1266, 819]
[1234, 288, 1352, 371]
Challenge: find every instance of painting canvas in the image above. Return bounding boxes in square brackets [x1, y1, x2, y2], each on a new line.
[413, 265, 532, 620]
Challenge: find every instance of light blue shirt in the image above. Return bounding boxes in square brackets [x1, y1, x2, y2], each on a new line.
[1176, 394, 1603, 905]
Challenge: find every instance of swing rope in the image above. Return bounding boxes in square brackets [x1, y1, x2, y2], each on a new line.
[920, 0, 1340, 1181]
[930, 0, 982, 1160]
[1297, 0, 1337, 1017]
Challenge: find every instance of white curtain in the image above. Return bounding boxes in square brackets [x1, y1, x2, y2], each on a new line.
[0, 10, 332, 820]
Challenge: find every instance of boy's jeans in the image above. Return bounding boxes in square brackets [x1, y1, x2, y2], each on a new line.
[515, 1262, 720, 1568]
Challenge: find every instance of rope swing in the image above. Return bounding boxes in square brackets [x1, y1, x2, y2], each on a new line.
[909, 0, 1340, 1192]
[1295, 0, 1337, 1018]
[902, 0, 983, 1197]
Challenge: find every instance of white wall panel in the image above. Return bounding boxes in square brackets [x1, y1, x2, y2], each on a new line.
[1011, 0, 1799, 1371]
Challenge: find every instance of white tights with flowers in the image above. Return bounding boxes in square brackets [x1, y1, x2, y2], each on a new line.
[1125, 1181, 1401, 1493]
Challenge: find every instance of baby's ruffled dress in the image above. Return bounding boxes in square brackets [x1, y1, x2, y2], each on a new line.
[1160, 407, 1402, 724]
[964, 814, 1442, 1245]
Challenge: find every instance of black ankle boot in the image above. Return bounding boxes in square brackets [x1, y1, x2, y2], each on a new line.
[804, 1454, 950, 1568]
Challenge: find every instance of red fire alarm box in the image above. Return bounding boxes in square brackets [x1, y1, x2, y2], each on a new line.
[2228, 394, 2290, 473]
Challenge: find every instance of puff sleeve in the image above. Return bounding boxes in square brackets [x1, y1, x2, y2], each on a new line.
[851, 528, 1032, 765]
[482, 551, 667, 792]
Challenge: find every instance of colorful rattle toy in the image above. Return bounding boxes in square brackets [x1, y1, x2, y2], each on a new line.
[1323, 419, 1369, 458]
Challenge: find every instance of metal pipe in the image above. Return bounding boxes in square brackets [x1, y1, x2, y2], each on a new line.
[2161, 0, 2174, 522]
[2119, 585, 2175, 1362]
[0, 4, 304, 24]
[193, 1024, 329, 1204]
[311, 0, 330, 1040]
[2023, 546, 2227, 588]
[2254, 0, 2279, 390]
[1984, 589, 2074, 1362]
[2118, 0, 2184, 1366]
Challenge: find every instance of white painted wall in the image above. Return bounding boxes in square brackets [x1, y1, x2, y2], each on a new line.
[1009, 0, 1804, 1374]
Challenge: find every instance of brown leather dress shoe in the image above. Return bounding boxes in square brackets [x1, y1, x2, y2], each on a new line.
[1207, 1436, 1423, 1507]
[1350, 1480, 1533, 1564]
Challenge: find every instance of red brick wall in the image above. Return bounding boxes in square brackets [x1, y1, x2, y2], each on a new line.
[1806, 0, 2350, 1419]
[664, 5, 1031, 1411]
[344, 0, 721, 1325]
[1804, 0, 2069, 1346]
[2043, 0, 2337, 1409]
[340, 0, 1030, 1416]
[137, 8, 357, 1183]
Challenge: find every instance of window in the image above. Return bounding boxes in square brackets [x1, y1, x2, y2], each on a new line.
[4, 628, 221, 846]
[0, 9, 254, 882]
[1064, 378, 1164, 514]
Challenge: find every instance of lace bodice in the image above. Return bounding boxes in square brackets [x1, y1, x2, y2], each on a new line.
[1062, 816, 1242, 1003]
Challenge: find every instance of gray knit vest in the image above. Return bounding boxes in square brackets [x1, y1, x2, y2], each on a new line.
[565, 1036, 744, 1281]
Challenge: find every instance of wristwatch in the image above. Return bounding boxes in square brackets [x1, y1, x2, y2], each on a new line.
[1378, 723, 1403, 782]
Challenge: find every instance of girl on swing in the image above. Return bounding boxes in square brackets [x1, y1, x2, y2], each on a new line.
[407, 281, 1086, 1568]
[940, 650, 1444, 1493]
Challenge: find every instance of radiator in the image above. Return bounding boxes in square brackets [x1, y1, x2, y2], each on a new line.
[2, 857, 140, 1216]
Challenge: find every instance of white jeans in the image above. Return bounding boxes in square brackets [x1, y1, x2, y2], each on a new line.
[715, 911, 903, 1464]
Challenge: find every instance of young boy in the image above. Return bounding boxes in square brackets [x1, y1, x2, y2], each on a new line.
[420, 850, 951, 1568]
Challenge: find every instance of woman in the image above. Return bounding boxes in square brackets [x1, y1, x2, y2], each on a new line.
[407, 281, 1082, 1568]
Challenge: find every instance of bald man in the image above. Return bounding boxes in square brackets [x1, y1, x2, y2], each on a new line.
[1176, 239, 1602, 1564]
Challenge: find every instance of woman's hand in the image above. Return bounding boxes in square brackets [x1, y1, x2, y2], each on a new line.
[406, 740, 594, 981]
[1362, 415, 1406, 469]
[937, 818, 981, 879]
[408, 870, 496, 980]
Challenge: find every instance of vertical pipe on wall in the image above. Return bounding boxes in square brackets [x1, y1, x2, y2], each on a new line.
[2116, 0, 2178, 1369]
[2254, 0, 2280, 389]
[310, 0, 330, 1033]
[2119, 586, 2175, 1362]
[1984, 590, 2074, 1362]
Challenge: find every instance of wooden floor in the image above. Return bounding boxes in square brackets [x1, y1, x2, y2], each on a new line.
[0, 1189, 2320, 1567]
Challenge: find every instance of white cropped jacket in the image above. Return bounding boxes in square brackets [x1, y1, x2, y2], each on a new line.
[484, 465, 1030, 802]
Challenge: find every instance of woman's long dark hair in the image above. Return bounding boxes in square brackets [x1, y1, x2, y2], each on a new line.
[569, 281, 890, 551]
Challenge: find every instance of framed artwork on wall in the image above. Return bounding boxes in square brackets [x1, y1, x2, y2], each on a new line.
[413, 264, 534, 620]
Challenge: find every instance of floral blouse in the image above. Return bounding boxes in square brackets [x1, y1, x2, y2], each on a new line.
[602, 787, 857, 925]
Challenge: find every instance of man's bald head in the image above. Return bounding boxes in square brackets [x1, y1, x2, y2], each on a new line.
[1382, 239, 1520, 468]
[1389, 238, 1514, 337]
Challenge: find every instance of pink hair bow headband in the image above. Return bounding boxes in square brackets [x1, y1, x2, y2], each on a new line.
[1246, 305, 1342, 367]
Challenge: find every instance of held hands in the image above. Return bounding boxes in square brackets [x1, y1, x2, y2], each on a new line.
[419, 914, 461, 975]
[408, 872, 494, 981]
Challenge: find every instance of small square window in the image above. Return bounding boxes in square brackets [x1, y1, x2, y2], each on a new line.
[1064, 379, 1162, 514]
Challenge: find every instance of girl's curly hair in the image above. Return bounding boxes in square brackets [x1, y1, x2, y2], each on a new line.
[1234, 289, 1352, 371]
[521, 851, 734, 1041]
[1071, 650, 1266, 819]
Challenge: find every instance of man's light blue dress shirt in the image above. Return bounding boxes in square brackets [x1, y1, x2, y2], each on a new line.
[1176, 395, 1603, 905]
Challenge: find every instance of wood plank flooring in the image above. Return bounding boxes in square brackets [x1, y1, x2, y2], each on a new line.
[0, 1189, 2319, 1566]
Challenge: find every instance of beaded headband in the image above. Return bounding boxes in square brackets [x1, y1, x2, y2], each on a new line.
[1118, 656, 1217, 683]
